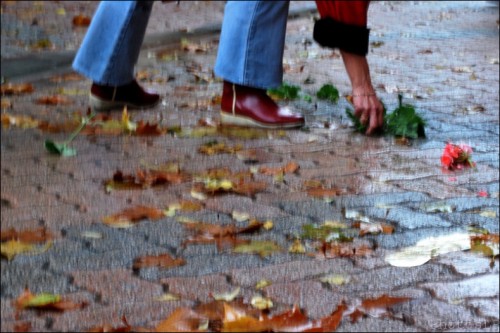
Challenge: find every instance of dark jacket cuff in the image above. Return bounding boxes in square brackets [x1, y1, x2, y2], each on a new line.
[313, 17, 370, 56]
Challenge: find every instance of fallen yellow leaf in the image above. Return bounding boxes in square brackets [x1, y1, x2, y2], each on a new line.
[212, 287, 241, 302]
[250, 295, 273, 310]
[1, 240, 52, 260]
[255, 279, 272, 290]
[288, 239, 306, 254]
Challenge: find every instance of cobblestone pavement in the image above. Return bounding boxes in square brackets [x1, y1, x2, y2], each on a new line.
[1, 1, 499, 332]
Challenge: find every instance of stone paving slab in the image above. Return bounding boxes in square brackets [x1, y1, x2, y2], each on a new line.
[1, 1, 499, 332]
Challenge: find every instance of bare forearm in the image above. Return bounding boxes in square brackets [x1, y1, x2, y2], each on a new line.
[340, 50, 384, 135]
[340, 50, 375, 95]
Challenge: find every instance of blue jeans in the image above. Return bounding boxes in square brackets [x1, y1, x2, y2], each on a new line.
[214, 1, 290, 90]
[72, 1, 153, 86]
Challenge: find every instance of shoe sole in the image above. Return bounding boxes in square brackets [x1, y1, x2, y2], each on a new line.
[220, 112, 304, 129]
[89, 94, 160, 111]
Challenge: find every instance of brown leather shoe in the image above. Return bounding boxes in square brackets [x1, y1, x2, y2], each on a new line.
[220, 81, 304, 129]
[89, 80, 160, 111]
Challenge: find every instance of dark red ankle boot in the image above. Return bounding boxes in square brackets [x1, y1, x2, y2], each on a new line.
[90, 80, 160, 111]
[220, 81, 304, 129]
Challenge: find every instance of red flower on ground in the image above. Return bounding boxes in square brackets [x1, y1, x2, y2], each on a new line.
[441, 143, 476, 170]
[477, 190, 488, 197]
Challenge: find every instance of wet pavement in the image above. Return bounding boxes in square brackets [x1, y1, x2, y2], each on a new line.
[1, 1, 499, 332]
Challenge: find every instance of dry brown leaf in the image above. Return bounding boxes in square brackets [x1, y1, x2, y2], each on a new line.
[102, 206, 165, 228]
[191, 221, 263, 237]
[136, 169, 187, 186]
[105, 168, 188, 192]
[307, 187, 344, 198]
[232, 181, 268, 196]
[222, 302, 346, 332]
[470, 233, 499, 244]
[166, 200, 204, 216]
[1, 113, 39, 129]
[198, 141, 242, 155]
[1, 83, 34, 95]
[259, 162, 299, 176]
[283, 162, 300, 174]
[1, 98, 12, 109]
[346, 94, 354, 105]
[194, 167, 266, 197]
[155, 299, 350, 333]
[35, 95, 72, 105]
[156, 307, 207, 332]
[360, 294, 411, 310]
[49, 72, 84, 83]
[352, 222, 394, 236]
[37, 119, 80, 133]
[14, 289, 87, 312]
[182, 220, 263, 251]
[133, 253, 186, 269]
[135, 121, 164, 136]
[306, 303, 346, 332]
[104, 171, 144, 191]
[220, 302, 268, 332]
[262, 304, 311, 332]
[72, 14, 91, 27]
[348, 294, 412, 322]
[178, 200, 204, 212]
[318, 240, 374, 259]
[184, 234, 249, 251]
[347, 308, 365, 323]
[1, 227, 53, 243]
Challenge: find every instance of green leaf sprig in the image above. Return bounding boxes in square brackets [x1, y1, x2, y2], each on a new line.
[268, 83, 301, 100]
[316, 84, 339, 104]
[345, 94, 425, 139]
[267, 83, 312, 102]
[385, 94, 425, 139]
[45, 111, 95, 157]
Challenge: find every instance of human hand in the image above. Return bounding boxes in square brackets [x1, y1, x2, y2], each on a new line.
[351, 93, 384, 135]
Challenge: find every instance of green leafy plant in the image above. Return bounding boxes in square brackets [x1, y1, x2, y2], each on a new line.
[385, 94, 425, 139]
[345, 100, 387, 134]
[267, 83, 301, 100]
[346, 94, 425, 139]
[268, 83, 313, 103]
[302, 94, 313, 103]
[316, 84, 339, 104]
[45, 111, 95, 157]
[345, 108, 367, 133]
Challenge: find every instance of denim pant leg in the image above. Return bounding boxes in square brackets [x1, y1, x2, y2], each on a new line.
[214, 1, 290, 90]
[72, 1, 153, 86]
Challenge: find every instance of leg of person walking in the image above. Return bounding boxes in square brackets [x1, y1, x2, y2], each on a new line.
[214, 0, 304, 129]
[72, 1, 160, 111]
